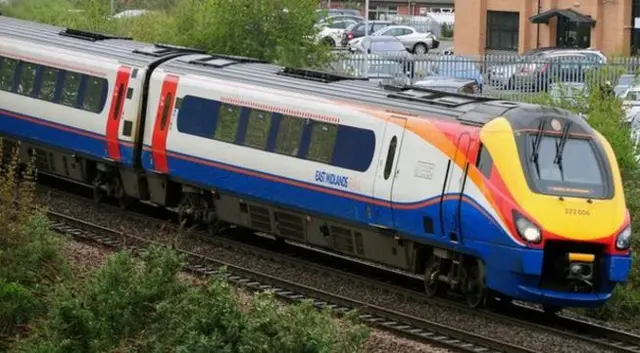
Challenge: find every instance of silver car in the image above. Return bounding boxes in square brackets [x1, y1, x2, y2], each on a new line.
[351, 25, 438, 54]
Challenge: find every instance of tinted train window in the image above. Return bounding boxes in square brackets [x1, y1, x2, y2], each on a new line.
[60, 71, 81, 107]
[275, 115, 304, 156]
[17, 63, 38, 96]
[215, 104, 241, 142]
[83, 76, 107, 113]
[331, 125, 376, 172]
[176, 95, 218, 138]
[39, 67, 58, 102]
[383, 136, 398, 180]
[528, 135, 606, 198]
[476, 144, 493, 178]
[0, 57, 18, 91]
[244, 109, 271, 149]
[307, 122, 338, 163]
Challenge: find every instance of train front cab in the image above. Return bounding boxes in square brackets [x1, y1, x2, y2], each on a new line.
[477, 107, 632, 311]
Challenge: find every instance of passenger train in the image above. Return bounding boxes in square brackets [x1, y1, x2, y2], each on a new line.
[0, 15, 632, 312]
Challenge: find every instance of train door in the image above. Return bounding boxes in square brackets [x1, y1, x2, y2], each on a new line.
[371, 116, 407, 229]
[105, 66, 132, 163]
[441, 131, 472, 244]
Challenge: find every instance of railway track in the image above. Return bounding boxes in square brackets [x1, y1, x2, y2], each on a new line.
[45, 209, 535, 353]
[36, 180, 640, 353]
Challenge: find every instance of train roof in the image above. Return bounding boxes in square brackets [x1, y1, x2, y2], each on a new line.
[0, 15, 205, 66]
[0, 15, 584, 128]
[160, 53, 562, 126]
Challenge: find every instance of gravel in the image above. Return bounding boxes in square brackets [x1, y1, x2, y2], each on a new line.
[62, 223, 451, 353]
[39, 189, 616, 353]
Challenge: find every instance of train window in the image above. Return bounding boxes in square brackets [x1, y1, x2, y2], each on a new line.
[275, 115, 304, 156]
[244, 109, 271, 149]
[383, 136, 398, 180]
[0, 57, 18, 91]
[215, 104, 241, 142]
[60, 71, 81, 107]
[476, 144, 493, 178]
[307, 122, 338, 163]
[83, 76, 107, 113]
[331, 125, 376, 172]
[16, 63, 38, 96]
[39, 67, 58, 102]
[159, 92, 173, 129]
[176, 95, 218, 138]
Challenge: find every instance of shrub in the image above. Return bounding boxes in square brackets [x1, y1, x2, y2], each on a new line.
[19, 247, 369, 353]
[440, 23, 453, 39]
[0, 140, 68, 349]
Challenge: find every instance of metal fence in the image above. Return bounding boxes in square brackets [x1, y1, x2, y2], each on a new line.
[327, 53, 640, 103]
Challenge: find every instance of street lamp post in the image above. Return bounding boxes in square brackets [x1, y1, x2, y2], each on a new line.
[364, 0, 369, 78]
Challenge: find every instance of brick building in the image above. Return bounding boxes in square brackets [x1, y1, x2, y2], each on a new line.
[454, 0, 640, 57]
[323, 0, 453, 19]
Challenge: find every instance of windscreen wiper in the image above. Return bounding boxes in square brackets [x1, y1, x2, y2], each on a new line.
[530, 119, 546, 177]
[553, 122, 572, 180]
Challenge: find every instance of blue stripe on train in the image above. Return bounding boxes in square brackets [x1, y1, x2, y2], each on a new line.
[0, 109, 135, 166]
[140, 148, 515, 248]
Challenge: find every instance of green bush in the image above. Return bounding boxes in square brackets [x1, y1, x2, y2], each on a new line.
[0, 141, 68, 350]
[3, 0, 331, 68]
[19, 247, 369, 353]
[440, 23, 453, 39]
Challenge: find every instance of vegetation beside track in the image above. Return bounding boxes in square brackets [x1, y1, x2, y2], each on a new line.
[0, 143, 369, 352]
[1, 0, 639, 327]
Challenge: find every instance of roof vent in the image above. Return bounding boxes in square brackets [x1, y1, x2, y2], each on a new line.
[58, 28, 132, 41]
[278, 67, 366, 83]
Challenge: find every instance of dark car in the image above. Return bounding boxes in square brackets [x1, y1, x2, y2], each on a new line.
[341, 20, 392, 47]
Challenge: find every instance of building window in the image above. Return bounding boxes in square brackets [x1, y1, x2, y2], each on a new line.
[632, 0, 640, 55]
[486, 11, 519, 51]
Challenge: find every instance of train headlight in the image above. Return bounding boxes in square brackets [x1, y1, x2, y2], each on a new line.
[513, 212, 542, 244]
[616, 226, 632, 250]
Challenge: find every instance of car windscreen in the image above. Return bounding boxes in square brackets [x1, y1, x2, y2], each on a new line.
[371, 40, 405, 52]
[526, 134, 607, 198]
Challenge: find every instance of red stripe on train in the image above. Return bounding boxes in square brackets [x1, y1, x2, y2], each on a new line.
[105, 66, 132, 161]
[151, 74, 180, 173]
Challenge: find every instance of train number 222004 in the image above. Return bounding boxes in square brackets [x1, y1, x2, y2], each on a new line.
[565, 208, 591, 216]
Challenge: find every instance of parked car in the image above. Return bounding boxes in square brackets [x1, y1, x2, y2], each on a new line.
[347, 36, 415, 78]
[365, 25, 439, 54]
[425, 55, 484, 92]
[487, 49, 606, 91]
[615, 74, 640, 97]
[316, 18, 360, 47]
[317, 14, 364, 26]
[621, 86, 640, 120]
[413, 78, 481, 94]
[317, 8, 362, 17]
[341, 21, 392, 47]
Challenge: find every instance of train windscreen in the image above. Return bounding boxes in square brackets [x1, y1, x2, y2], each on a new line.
[526, 134, 609, 199]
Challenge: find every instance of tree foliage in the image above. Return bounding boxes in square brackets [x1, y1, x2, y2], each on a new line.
[2, 0, 332, 68]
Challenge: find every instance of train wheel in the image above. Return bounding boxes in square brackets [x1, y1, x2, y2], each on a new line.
[461, 261, 486, 309]
[424, 256, 441, 297]
[92, 175, 104, 203]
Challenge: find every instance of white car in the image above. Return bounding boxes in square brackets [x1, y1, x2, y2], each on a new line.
[347, 25, 438, 54]
[315, 18, 360, 48]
